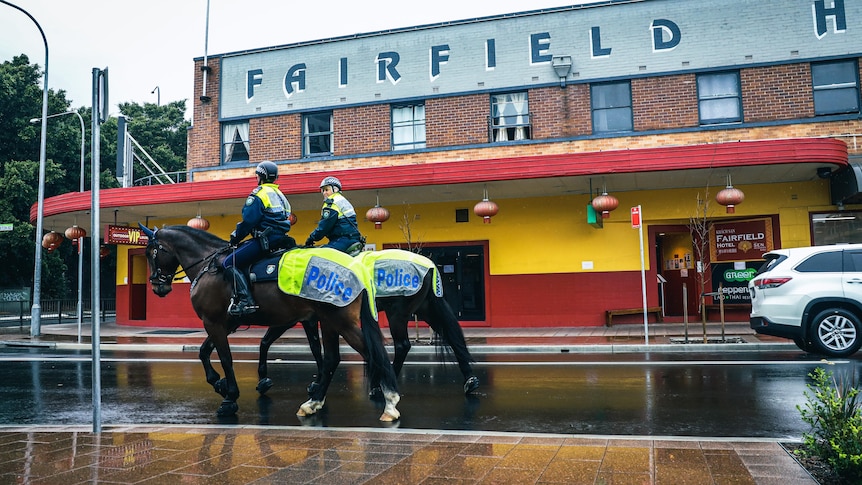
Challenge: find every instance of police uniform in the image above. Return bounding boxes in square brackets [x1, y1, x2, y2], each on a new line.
[224, 183, 294, 270]
[306, 192, 363, 254]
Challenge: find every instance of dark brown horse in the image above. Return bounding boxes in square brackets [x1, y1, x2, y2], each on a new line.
[139, 224, 401, 421]
[254, 249, 479, 396]
[199, 250, 479, 397]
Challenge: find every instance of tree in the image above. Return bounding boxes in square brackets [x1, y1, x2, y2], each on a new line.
[688, 188, 713, 343]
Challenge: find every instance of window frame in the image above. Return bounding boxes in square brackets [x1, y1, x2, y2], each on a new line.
[391, 103, 426, 151]
[590, 81, 633, 133]
[302, 111, 333, 157]
[490, 91, 531, 142]
[221, 121, 250, 164]
[811, 59, 860, 116]
[811, 211, 862, 245]
[697, 71, 742, 125]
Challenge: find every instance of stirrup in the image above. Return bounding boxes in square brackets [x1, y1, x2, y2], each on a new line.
[345, 241, 364, 257]
[228, 299, 259, 317]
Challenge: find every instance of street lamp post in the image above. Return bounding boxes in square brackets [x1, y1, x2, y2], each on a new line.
[1, 0, 49, 337]
[30, 111, 85, 342]
[151, 86, 160, 105]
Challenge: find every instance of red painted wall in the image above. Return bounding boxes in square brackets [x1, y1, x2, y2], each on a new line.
[116, 270, 659, 328]
[489, 271, 661, 327]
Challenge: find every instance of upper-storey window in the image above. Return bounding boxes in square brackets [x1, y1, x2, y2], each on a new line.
[697, 72, 742, 124]
[812, 60, 860, 116]
[303, 112, 333, 157]
[392, 104, 426, 150]
[491, 92, 531, 142]
[222, 121, 249, 163]
[591, 81, 632, 133]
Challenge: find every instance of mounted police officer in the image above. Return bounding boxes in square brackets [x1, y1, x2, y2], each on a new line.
[223, 161, 295, 317]
[305, 176, 364, 255]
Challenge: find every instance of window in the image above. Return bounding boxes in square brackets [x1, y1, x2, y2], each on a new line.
[591, 82, 632, 133]
[392, 104, 426, 150]
[812, 60, 860, 115]
[697, 72, 741, 124]
[490, 92, 531, 142]
[222, 121, 249, 163]
[811, 211, 862, 245]
[303, 112, 333, 156]
[795, 251, 843, 272]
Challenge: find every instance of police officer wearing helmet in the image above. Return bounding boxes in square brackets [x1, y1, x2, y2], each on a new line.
[305, 176, 364, 255]
[223, 161, 295, 317]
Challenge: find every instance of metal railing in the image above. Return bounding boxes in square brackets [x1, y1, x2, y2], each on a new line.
[134, 170, 188, 186]
[0, 299, 116, 328]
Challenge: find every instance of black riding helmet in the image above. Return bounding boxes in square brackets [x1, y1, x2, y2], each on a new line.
[255, 161, 278, 184]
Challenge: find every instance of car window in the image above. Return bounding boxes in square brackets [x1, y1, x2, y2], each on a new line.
[754, 254, 785, 276]
[846, 251, 862, 272]
[795, 251, 843, 272]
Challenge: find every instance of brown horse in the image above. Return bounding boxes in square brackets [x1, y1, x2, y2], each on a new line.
[255, 267, 479, 396]
[139, 224, 401, 421]
[200, 249, 479, 397]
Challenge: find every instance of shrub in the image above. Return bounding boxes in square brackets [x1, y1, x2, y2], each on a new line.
[796, 367, 862, 481]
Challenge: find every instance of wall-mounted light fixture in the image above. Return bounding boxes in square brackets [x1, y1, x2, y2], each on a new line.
[551, 55, 573, 88]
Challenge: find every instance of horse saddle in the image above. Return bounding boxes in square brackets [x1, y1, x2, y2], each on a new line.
[248, 248, 294, 283]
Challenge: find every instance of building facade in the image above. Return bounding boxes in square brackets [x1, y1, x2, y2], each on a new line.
[39, 0, 862, 328]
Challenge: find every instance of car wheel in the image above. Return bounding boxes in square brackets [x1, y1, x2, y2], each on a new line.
[810, 309, 862, 357]
[793, 336, 816, 353]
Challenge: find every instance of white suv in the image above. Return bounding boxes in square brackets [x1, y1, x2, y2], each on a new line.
[749, 244, 862, 357]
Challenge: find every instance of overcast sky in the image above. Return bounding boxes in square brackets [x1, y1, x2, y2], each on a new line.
[0, 0, 591, 120]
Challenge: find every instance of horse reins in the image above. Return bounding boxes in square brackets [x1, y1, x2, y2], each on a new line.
[149, 238, 230, 287]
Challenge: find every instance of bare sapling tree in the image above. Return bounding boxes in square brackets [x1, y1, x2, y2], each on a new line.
[397, 205, 424, 253]
[688, 188, 713, 343]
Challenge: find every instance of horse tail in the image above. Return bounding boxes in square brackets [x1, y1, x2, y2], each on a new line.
[427, 292, 475, 367]
[359, 291, 398, 394]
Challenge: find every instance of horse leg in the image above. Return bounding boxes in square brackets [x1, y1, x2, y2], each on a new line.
[297, 325, 340, 417]
[256, 325, 291, 395]
[388, 315, 411, 377]
[198, 336, 227, 397]
[208, 329, 240, 416]
[342, 294, 400, 421]
[424, 295, 480, 394]
[301, 319, 325, 396]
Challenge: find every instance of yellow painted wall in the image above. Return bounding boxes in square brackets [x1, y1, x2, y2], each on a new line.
[120, 178, 852, 286]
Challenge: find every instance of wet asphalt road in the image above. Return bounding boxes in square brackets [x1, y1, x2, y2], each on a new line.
[0, 347, 857, 439]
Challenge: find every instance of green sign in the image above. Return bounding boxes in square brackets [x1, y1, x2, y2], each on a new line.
[0, 223, 12, 231]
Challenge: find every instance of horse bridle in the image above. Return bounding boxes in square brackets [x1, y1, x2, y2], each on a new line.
[148, 236, 229, 286]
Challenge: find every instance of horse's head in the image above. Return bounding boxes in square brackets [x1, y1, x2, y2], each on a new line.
[139, 224, 180, 297]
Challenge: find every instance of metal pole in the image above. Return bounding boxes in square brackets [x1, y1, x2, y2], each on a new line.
[91, 67, 104, 433]
[1, 1, 49, 337]
[637, 205, 649, 346]
[30, 110, 86, 342]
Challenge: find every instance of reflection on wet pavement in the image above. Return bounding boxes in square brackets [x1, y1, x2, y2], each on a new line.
[0, 426, 814, 484]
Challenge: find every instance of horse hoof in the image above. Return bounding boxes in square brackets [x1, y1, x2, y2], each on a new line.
[464, 376, 480, 394]
[256, 378, 273, 395]
[217, 400, 238, 416]
[379, 411, 400, 422]
[297, 398, 325, 417]
[214, 378, 228, 397]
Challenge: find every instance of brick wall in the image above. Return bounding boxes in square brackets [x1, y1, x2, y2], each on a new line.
[742, 64, 813, 122]
[633, 74, 699, 131]
[425, 94, 488, 147]
[335, 105, 391, 155]
[188, 58, 862, 177]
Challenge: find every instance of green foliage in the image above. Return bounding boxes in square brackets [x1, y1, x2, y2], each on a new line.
[796, 367, 862, 481]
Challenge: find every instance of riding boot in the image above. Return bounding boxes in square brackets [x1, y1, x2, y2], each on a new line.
[225, 266, 259, 317]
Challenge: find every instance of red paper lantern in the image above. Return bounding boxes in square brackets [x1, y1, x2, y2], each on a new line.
[591, 192, 619, 219]
[187, 216, 210, 231]
[366, 206, 390, 229]
[473, 199, 499, 224]
[716, 186, 745, 214]
[41, 231, 64, 252]
[288, 212, 297, 226]
[64, 225, 86, 240]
